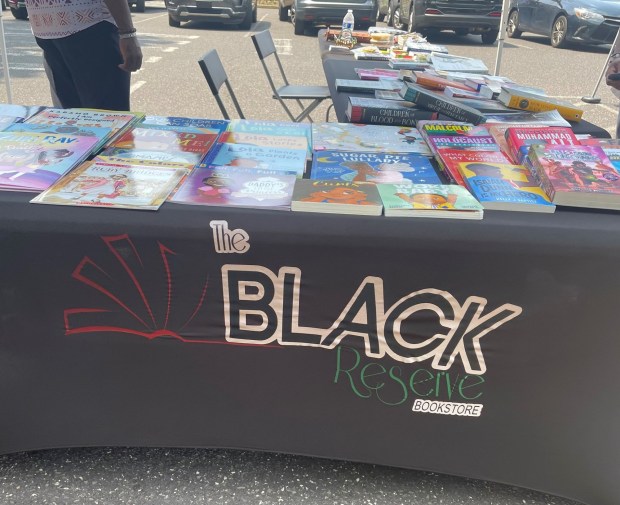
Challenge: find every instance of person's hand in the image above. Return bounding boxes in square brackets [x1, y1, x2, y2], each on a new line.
[119, 37, 143, 72]
[605, 54, 620, 90]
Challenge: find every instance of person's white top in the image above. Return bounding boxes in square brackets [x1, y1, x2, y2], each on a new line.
[25, 0, 114, 40]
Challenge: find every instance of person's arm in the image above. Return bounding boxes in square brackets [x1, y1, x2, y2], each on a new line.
[103, 0, 143, 72]
[606, 38, 620, 91]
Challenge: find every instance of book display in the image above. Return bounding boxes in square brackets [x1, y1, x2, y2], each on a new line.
[291, 179, 383, 215]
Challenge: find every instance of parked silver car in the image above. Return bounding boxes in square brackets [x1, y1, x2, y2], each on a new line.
[166, 0, 257, 29]
[279, 0, 379, 35]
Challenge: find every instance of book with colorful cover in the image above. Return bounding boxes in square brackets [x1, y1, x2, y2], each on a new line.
[487, 123, 548, 164]
[30, 160, 186, 210]
[227, 119, 312, 157]
[311, 150, 441, 185]
[0, 104, 47, 122]
[140, 116, 229, 134]
[436, 149, 511, 186]
[377, 183, 483, 219]
[0, 115, 24, 131]
[311, 123, 432, 156]
[526, 145, 620, 209]
[103, 127, 219, 166]
[171, 168, 296, 210]
[335, 79, 402, 94]
[291, 179, 383, 216]
[200, 143, 307, 177]
[483, 109, 571, 127]
[417, 121, 498, 155]
[497, 87, 583, 121]
[5, 122, 113, 150]
[217, 131, 308, 151]
[457, 160, 556, 213]
[505, 126, 579, 164]
[25, 108, 143, 148]
[94, 154, 194, 171]
[410, 71, 476, 92]
[0, 131, 100, 191]
[355, 68, 401, 81]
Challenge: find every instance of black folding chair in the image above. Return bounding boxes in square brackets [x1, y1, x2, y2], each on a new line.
[198, 49, 245, 120]
[251, 30, 333, 122]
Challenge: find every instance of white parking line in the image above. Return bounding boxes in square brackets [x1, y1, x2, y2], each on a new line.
[504, 41, 533, 49]
[245, 14, 269, 37]
[145, 56, 162, 63]
[138, 32, 200, 39]
[130, 80, 146, 94]
[134, 14, 169, 24]
[161, 46, 179, 52]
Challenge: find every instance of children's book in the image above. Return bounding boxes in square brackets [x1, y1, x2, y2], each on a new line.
[291, 179, 383, 216]
[171, 168, 296, 210]
[487, 123, 548, 164]
[416, 121, 498, 155]
[102, 127, 219, 166]
[436, 149, 511, 186]
[0, 115, 23, 131]
[311, 150, 441, 185]
[5, 122, 113, 151]
[483, 109, 570, 127]
[505, 126, 579, 164]
[218, 131, 308, 151]
[377, 183, 483, 219]
[526, 145, 620, 210]
[311, 123, 432, 156]
[25, 108, 142, 147]
[201, 143, 307, 177]
[457, 160, 556, 213]
[0, 104, 47, 122]
[227, 119, 312, 157]
[0, 131, 100, 191]
[140, 116, 229, 134]
[31, 160, 186, 210]
[430, 53, 489, 74]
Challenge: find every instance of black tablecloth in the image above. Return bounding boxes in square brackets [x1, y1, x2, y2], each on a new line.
[1, 189, 619, 505]
[318, 30, 611, 138]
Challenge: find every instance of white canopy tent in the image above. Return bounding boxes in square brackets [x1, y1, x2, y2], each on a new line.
[0, 10, 12, 103]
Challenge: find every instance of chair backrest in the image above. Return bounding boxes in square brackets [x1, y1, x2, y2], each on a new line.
[198, 49, 245, 120]
[250, 30, 291, 89]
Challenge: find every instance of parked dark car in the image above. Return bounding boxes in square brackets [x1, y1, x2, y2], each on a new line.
[8, 0, 27, 20]
[165, 0, 257, 29]
[279, 0, 378, 35]
[386, 0, 502, 44]
[507, 0, 620, 48]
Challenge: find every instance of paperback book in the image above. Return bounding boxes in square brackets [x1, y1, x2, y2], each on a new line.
[310, 150, 441, 185]
[483, 109, 570, 127]
[335, 78, 402, 94]
[201, 143, 307, 177]
[30, 160, 186, 210]
[457, 160, 556, 213]
[377, 183, 483, 219]
[417, 121, 499, 155]
[430, 53, 489, 74]
[0, 104, 47, 122]
[217, 131, 308, 151]
[487, 123, 547, 164]
[436, 149, 510, 186]
[0, 131, 100, 191]
[291, 179, 383, 216]
[497, 87, 583, 121]
[399, 82, 487, 125]
[140, 116, 229, 134]
[5, 122, 113, 151]
[311, 122, 432, 156]
[346, 97, 439, 127]
[526, 145, 620, 209]
[227, 119, 311, 157]
[171, 167, 297, 210]
[25, 108, 143, 147]
[103, 127, 219, 166]
[504, 126, 579, 164]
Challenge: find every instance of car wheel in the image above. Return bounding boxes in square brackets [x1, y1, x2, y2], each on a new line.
[550, 14, 568, 48]
[407, 3, 415, 32]
[168, 13, 181, 27]
[294, 15, 305, 35]
[393, 2, 406, 31]
[481, 29, 498, 44]
[10, 6, 28, 19]
[239, 4, 253, 29]
[278, 3, 289, 21]
[134, 0, 145, 13]
[507, 9, 522, 38]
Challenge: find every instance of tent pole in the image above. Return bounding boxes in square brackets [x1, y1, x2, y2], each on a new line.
[581, 29, 620, 104]
[493, 0, 511, 76]
[0, 11, 12, 104]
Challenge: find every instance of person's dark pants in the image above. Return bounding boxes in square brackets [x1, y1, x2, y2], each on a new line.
[35, 21, 131, 111]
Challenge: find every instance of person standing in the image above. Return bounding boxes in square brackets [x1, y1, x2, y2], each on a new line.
[606, 39, 620, 138]
[24, 0, 143, 111]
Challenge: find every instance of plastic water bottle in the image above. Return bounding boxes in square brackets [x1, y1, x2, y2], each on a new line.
[341, 9, 354, 43]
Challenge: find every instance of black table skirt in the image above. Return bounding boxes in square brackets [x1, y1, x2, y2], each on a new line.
[1, 189, 619, 505]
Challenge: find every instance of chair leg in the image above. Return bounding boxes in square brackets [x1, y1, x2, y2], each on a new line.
[325, 103, 334, 122]
[293, 98, 325, 123]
